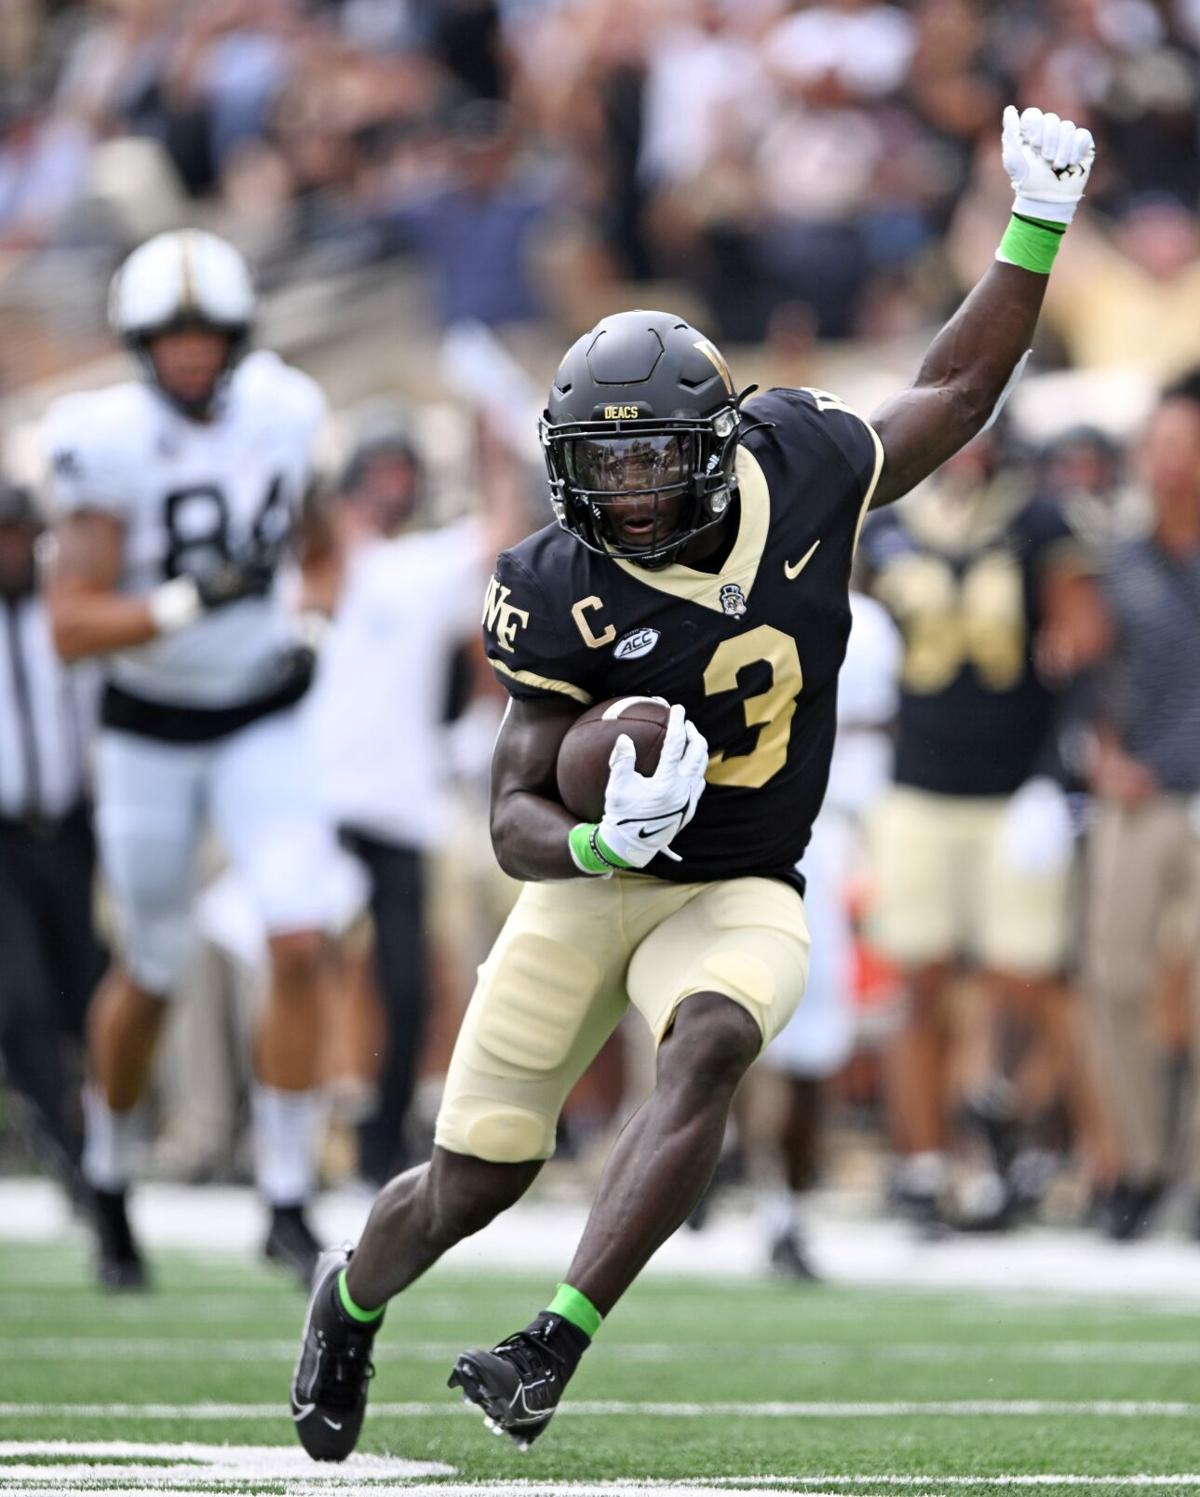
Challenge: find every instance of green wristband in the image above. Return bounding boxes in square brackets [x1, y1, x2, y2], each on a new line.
[567, 822, 631, 876]
[996, 213, 1067, 275]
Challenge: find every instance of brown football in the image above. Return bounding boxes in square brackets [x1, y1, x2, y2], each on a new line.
[556, 696, 670, 822]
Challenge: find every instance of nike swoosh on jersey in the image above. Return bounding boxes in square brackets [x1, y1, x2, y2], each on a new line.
[784, 540, 821, 580]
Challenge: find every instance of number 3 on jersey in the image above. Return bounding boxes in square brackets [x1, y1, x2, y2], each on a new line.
[703, 624, 804, 789]
[162, 474, 289, 581]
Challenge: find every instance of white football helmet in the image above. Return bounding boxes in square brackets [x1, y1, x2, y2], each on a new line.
[109, 230, 255, 409]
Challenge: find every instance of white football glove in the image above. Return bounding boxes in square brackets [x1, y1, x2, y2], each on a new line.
[596, 702, 708, 869]
[997, 776, 1075, 878]
[1001, 105, 1095, 224]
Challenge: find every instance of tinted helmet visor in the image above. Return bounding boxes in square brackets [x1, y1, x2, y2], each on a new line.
[565, 432, 693, 497]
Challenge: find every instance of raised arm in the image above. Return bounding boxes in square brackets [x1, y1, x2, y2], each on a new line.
[870, 107, 1095, 510]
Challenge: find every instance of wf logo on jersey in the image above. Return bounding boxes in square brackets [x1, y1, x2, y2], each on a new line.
[719, 582, 747, 618]
[483, 576, 531, 654]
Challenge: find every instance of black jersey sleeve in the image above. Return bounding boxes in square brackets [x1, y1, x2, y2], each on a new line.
[745, 386, 885, 514]
[481, 547, 596, 708]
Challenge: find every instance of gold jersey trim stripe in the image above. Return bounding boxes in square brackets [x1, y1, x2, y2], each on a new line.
[490, 658, 593, 705]
[852, 419, 887, 555]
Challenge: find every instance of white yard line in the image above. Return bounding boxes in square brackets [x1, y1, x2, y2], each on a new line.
[0, 1400, 1196, 1420]
[0, 1489, 853, 1497]
[1, 1447, 1200, 1496]
[3, 1467, 1200, 1494]
[0, 1296, 469, 1323]
[3, 1338, 1198, 1366]
[0, 1489, 857, 1497]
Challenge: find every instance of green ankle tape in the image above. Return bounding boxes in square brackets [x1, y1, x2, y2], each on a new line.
[996, 213, 1067, 275]
[548, 1282, 602, 1338]
[568, 822, 631, 876]
[337, 1268, 384, 1324]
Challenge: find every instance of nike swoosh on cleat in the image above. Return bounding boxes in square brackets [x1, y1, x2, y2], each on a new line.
[322, 1417, 343, 1430]
[784, 540, 820, 580]
[509, 1385, 554, 1422]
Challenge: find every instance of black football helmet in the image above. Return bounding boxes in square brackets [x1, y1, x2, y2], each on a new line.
[540, 310, 749, 569]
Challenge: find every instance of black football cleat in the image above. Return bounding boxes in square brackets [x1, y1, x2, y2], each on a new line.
[265, 1203, 322, 1286]
[768, 1228, 820, 1282]
[291, 1248, 381, 1461]
[895, 1187, 954, 1242]
[448, 1313, 577, 1450]
[1102, 1178, 1163, 1243]
[92, 1187, 149, 1292]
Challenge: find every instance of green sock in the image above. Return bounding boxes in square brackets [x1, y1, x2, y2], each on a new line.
[547, 1281, 602, 1339]
[337, 1267, 384, 1325]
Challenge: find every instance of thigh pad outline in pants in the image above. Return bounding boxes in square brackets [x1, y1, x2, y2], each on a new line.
[94, 731, 207, 994]
[435, 880, 632, 1164]
[626, 876, 812, 1049]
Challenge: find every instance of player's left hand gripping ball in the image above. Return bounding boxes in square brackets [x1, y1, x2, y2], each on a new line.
[1001, 105, 1095, 224]
[597, 702, 708, 868]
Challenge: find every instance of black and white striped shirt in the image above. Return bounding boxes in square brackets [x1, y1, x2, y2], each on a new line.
[0, 592, 98, 824]
[1102, 536, 1200, 794]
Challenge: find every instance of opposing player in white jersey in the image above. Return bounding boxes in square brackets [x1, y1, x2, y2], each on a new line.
[44, 230, 342, 1289]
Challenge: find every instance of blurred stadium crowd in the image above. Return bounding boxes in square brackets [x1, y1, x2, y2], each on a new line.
[5, 0, 1200, 370]
[2, 0, 1200, 1278]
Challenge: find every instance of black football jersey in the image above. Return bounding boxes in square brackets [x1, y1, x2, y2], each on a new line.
[481, 387, 884, 884]
[858, 485, 1080, 797]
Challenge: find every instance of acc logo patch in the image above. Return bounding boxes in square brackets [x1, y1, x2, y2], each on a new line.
[613, 627, 660, 661]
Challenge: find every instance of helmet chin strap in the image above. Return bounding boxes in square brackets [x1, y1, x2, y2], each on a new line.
[162, 386, 219, 421]
[707, 471, 738, 517]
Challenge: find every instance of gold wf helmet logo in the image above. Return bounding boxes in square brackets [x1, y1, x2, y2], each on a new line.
[482, 576, 530, 654]
[693, 338, 734, 394]
[604, 405, 640, 420]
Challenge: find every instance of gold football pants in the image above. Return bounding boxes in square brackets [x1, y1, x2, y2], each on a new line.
[435, 873, 811, 1163]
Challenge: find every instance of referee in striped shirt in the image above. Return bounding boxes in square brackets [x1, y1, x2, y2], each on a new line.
[0, 481, 105, 1194]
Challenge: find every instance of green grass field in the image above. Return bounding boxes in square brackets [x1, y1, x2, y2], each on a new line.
[2, 1238, 1199, 1495]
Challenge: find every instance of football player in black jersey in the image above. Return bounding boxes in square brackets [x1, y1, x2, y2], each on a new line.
[859, 426, 1101, 1234]
[291, 106, 1095, 1459]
